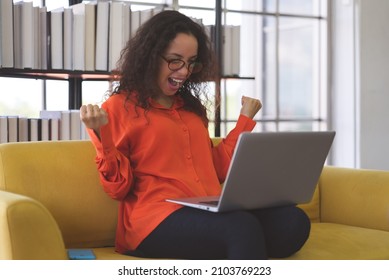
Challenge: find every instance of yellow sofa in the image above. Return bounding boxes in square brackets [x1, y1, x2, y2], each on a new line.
[1, 140, 389, 260]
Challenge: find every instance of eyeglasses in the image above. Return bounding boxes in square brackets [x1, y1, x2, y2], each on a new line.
[161, 56, 203, 74]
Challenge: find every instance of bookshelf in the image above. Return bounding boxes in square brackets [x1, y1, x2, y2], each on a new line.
[0, 68, 112, 109]
[0, 68, 111, 81]
[0, 0, 252, 138]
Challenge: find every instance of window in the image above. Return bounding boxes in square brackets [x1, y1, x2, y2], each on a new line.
[0, 78, 43, 117]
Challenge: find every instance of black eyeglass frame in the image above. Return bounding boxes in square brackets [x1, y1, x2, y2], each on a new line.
[160, 56, 203, 74]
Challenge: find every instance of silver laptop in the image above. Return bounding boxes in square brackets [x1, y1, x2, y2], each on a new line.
[166, 131, 335, 212]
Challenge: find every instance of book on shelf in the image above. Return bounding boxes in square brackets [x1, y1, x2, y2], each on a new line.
[231, 25, 240, 76]
[108, 1, 125, 71]
[38, 6, 49, 70]
[139, 8, 153, 26]
[130, 10, 140, 39]
[18, 117, 29, 142]
[50, 118, 59, 141]
[129, 7, 161, 42]
[222, 25, 233, 76]
[21, 1, 34, 69]
[33, 6, 40, 69]
[63, 7, 73, 70]
[0, 116, 8, 143]
[81, 122, 90, 141]
[72, 3, 85, 71]
[70, 109, 81, 140]
[222, 25, 240, 76]
[60, 110, 71, 140]
[70, 1, 96, 71]
[0, 0, 14, 68]
[85, 2, 97, 71]
[28, 118, 42, 142]
[0, 116, 19, 143]
[40, 118, 50, 141]
[95, 1, 110, 71]
[109, 2, 140, 71]
[13, 2, 22, 69]
[139, 7, 162, 30]
[122, 3, 131, 58]
[7, 116, 18, 143]
[50, 7, 64, 70]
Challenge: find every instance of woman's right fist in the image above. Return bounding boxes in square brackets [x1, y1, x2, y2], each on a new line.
[80, 104, 108, 132]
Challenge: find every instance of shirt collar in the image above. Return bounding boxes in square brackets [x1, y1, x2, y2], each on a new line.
[148, 95, 184, 110]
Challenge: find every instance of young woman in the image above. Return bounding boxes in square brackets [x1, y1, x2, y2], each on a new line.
[80, 10, 310, 259]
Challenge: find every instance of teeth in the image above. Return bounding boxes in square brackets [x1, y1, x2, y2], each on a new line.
[172, 78, 183, 83]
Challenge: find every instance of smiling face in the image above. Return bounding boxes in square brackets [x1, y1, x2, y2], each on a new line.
[155, 33, 199, 108]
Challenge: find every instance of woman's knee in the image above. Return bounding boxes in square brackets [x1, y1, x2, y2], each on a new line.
[253, 206, 311, 258]
[279, 207, 311, 258]
[217, 211, 267, 259]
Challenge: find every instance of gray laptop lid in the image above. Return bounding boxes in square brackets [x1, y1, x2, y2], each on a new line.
[166, 131, 335, 212]
[216, 131, 335, 212]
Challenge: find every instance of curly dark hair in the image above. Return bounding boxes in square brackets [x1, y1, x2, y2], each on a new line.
[111, 10, 217, 126]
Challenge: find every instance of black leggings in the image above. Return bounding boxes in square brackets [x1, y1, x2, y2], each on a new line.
[130, 205, 311, 260]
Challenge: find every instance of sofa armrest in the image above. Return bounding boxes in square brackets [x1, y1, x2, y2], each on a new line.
[0, 190, 68, 260]
[319, 166, 389, 232]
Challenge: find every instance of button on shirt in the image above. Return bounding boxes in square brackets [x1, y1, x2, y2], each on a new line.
[87, 92, 256, 253]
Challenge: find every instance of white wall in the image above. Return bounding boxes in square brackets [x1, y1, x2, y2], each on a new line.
[331, 0, 357, 168]
[331, 0, 389, 170]
[358, 0, 389, 170]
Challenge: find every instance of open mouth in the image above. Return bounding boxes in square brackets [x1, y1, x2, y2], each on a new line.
[168, 77, 184, 87]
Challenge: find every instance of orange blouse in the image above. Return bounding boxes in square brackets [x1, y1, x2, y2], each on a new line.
[88, 92, 256, 253]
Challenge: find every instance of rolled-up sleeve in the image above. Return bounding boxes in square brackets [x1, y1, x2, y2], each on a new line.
[87, 110, 134, 201]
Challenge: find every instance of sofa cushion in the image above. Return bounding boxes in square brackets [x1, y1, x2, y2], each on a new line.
[0, 141, 118, 248]
[320, 167, 389, 231]
[285, 222, 389, 260]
